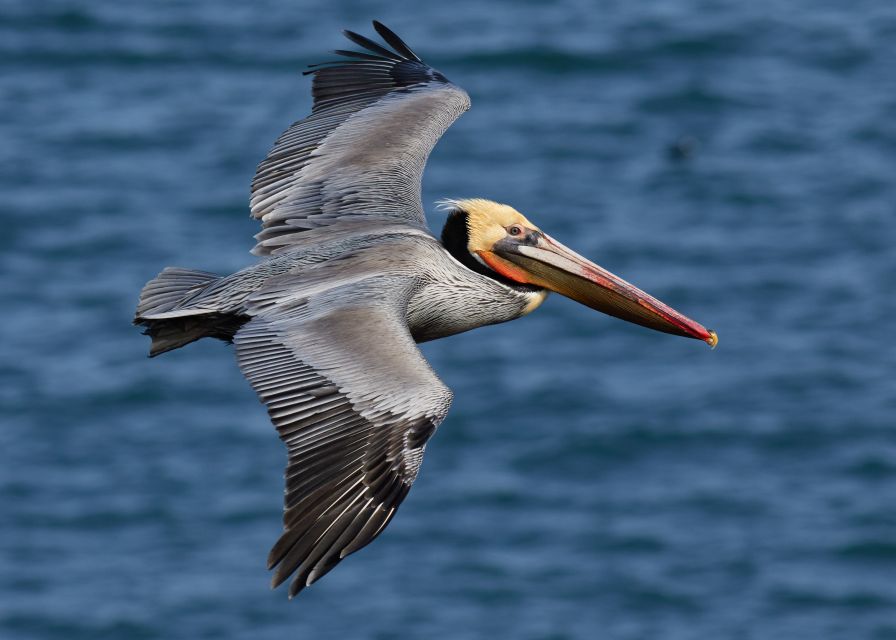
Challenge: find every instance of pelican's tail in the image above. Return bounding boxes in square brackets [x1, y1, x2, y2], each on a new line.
[135, 267, 219, 318]
[134, 267, 245, 357]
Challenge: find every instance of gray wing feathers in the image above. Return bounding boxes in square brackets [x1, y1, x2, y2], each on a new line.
[234, 273, 452, 597]
[249, 23, 470, 256]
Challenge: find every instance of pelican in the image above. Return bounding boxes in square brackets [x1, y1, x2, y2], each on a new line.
[134, 21, 716, 598]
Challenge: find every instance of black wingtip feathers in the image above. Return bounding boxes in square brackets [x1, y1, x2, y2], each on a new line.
[372, 21, 422, 62]
[342, 28, 404, 61]
[305, 22, 428, 76]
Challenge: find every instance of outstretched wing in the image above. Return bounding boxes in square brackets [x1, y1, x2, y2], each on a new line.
[250, 21, 471, 256]
[234, 272, 452, 597]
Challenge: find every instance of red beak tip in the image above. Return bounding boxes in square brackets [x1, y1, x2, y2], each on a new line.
[705, 330, 718, 349]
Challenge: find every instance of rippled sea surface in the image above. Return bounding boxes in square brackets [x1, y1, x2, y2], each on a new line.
[3, 1, 896, 638]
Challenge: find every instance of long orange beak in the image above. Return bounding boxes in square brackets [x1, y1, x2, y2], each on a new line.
[482, 232, 717, 347]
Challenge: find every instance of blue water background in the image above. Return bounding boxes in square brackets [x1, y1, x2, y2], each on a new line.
[2, 1, 895, 638]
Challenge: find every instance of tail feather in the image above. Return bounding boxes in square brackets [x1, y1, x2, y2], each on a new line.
[135, 267, 219, 319]
[141, 316, 209, 357]
[140, 313, 248, 357]
[135, 267, 246, 356]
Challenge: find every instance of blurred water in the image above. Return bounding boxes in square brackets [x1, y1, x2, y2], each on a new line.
[2, 1, 895, 639]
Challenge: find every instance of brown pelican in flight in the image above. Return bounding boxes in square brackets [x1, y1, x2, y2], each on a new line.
[134, 21, 716, 598]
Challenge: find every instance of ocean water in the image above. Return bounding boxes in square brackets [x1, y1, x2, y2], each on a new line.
[2, 1, 895, 638]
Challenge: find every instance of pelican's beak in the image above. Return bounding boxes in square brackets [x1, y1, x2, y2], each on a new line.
[484, 232, 717, 347]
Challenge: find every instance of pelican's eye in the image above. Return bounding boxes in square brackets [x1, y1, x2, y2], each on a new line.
[508, 225, 523, 237]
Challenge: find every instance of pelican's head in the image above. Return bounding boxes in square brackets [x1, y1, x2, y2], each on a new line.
[439, 198, 717, 347]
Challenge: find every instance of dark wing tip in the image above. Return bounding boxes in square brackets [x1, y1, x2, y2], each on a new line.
[372, 21, 423, 62]
[342, 28, 404, 61]
[305, 23, 446, 86]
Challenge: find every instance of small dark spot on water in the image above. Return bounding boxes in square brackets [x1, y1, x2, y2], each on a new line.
[666, 135, 700, 161]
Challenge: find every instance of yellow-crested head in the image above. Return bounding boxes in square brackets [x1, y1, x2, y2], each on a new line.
[439, 199, 539, 254]
[437, 197, 717, 347]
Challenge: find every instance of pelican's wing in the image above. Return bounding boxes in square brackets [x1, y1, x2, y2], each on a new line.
[250, 21, 471, 256]
[234, 271, 452, 597]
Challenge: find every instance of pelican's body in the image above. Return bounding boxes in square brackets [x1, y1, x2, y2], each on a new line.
[139, 219, 542, 346]
[135, 23, 715, 598]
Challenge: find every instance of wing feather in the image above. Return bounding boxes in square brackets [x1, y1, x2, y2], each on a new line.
[372, 21, 423, 62]
[342, 29, 405, 61]
[249, 22, 470, 256]
[234, 275, 452, 597]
